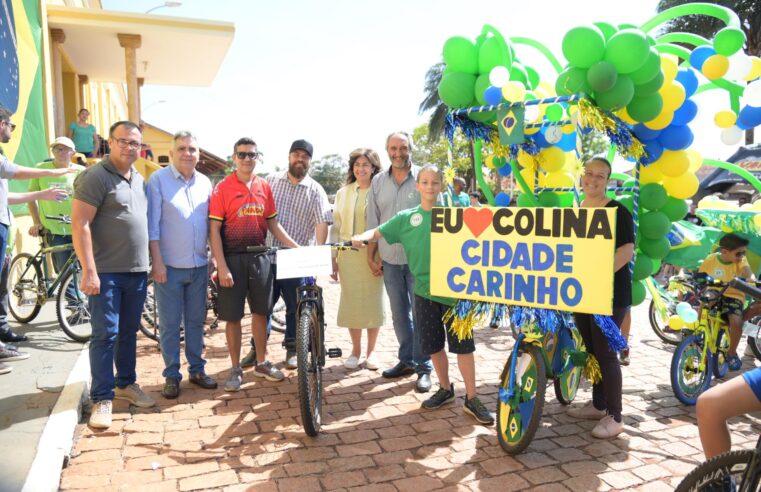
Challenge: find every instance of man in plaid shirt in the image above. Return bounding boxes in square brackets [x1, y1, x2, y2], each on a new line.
[241, 139, 332, 369]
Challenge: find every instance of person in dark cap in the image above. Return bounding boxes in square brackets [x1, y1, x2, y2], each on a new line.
[240, 139, 332, 370]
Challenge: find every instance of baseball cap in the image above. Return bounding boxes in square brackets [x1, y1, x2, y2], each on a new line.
[49, 136, 76, 151]
[289, 139, 313, 158]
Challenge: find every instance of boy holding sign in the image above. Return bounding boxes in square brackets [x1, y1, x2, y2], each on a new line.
[353, 165, 494, 425]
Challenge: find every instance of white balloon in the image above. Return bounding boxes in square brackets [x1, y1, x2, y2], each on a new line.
[720, 126, 743, 145]
[524, 105, 540, 122]
[489, 66, 510, 88]
[745, 80, 761, 108]
[725, 52, 753, 80]
[545, 126, 562, 144]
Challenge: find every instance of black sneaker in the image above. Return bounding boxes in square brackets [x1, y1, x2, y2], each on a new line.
[422, 384, 455, 409]
[464, 396, 495, 425]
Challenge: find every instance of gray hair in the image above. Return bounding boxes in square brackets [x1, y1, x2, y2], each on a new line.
[173, 130, 197, 143]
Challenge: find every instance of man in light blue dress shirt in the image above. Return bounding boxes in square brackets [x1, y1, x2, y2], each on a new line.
[147, 131, 216, 398]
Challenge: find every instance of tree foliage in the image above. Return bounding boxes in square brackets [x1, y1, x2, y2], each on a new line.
[310, 154, 347, 196]
[411, 123, 472, 180]
[579, 129, 610, 163]
[419, 62, 448, 142]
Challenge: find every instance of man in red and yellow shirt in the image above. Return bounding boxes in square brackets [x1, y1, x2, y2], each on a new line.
[209, 137, 298, 391]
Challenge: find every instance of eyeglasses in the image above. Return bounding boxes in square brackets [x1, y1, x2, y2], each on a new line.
[53, 146, 74, 153]
[236, 151, 259, 160]
[114, 138, 141, 150]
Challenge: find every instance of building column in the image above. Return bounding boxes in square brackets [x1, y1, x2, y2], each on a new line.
[50, 28, 66, 136]
[137, 77, 144, 122]
[117, 33, 141, 124]
[77, 75, 88, 111]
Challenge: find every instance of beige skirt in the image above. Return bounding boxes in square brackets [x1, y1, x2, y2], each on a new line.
[336, 248, 385, 328]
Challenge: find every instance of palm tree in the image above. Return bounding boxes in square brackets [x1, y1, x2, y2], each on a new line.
[418, 62, 448, 142]
[656, 0, 760, 144]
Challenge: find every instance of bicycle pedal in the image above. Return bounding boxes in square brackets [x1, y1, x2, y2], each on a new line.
[327, 348, 342, 358]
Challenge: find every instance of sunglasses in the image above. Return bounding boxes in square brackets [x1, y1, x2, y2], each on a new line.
[236, 151, 259, 160]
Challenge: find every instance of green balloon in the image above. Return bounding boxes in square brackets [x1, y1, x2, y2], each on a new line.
[516, 193, 536, 207]
[438, 72, 477, 108]
[618, 23, 638, 30]
[640, 236, 671, 260]
[659, 196, 689, 221]
[622, 179, 636, 189]
[479, 36, 511, 74]
[546, 103, 564, 122]
[632, 280, 647, 305]
[468, 109, 496, 123]
[634, 71, 665, 96]
[474, 73, 492, 105]
[510, 62, 529, 86]
[640, 183, 668, 211]
[443, 36, 478, 74]
[627, 93, 663, 122]
[606, 190, 617, 199]
[594, 74, 634, 111]
[617, 194, 634, 214]
[633, 253, 654, 281]
[604, 28, 650, 74]
[651, 258, 662, 276]
[593, 21, 618, 42]
[524, 65, 540, 90]
[538, 192, 560, 207]
[557, 193, 575, 207]
[587, 61, 618, 92]
[562, 26, 606, 68]
[713, 27, 746, 56]
[556, 66, 589, 96]
[629, 48, 662, 85]
[640, 211, 671, 240]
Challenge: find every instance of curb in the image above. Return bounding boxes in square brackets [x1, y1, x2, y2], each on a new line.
[22, 344, 90, 492]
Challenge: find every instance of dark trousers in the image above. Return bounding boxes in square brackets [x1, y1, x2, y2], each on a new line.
[574, 307, 628, 421]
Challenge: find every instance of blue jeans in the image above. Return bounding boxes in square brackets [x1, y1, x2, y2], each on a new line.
[89, 272, 148, 402]
[0, 224, 9, 330]
[382, 261, 431, 374]
[156, 265, 208, 380]
[48, 234, 77, 300]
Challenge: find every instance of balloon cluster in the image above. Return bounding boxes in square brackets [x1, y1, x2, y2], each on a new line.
[668, 301, 698, 331]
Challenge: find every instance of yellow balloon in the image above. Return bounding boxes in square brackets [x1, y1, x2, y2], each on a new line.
[668, 315, 684, 330]
[561, 123, 576, 134]
[660, 81, 686, 111]
[714, 110, 737, 129]
[686, 149, 703, 172]
[663, 173, 699, 199]
[502, 81, 527, 102]
[544, 171, 576, 189]
[525, 125, 540, 135]
[661, 54, 679, 82]
[746, 56, 761, 81]
[639, 164, 663, 184]
[644, 110, 674, 130]
[537, 146, 566, 173]
[519, 167, 536, 191]
[702, 54, 729, 80]
[616, 107, 637, 125]
[517, 151, 536, 170]
[563, 152, 582, 174]
[484, 155, 499, 169]
[656, 150, 690, 178]
[753, 214, 761, 232]
[537, 81, 556, 97]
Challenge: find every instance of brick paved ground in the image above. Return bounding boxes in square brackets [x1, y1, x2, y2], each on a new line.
[59, 278, 761, 491]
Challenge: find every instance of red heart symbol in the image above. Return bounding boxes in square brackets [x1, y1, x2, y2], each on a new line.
[463, 207, 493, 238]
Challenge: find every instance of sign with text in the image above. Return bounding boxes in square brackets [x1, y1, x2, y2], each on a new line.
[430, 207, 617, 315]
[276, 246, 332, 279]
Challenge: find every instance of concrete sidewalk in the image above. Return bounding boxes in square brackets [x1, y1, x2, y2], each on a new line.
[52, 278, 761, 491]
[0, 301, 89, 492]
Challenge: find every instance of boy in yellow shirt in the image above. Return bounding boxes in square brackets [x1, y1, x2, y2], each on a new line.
[699, 233, 755, 370]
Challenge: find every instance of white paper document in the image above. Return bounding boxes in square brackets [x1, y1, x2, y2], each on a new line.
[276, 246, 332, 279]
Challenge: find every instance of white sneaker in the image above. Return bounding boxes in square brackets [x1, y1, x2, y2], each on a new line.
[89, 400, 112, 429]
[344, 355, 360, 369]
[364, 353, 380, 370]
[567, 401, 607, 420]
[591, 415, 624, 439]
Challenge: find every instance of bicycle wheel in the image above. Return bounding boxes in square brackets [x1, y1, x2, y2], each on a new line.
[746, 315, 761, 362]
[8, 253, 43, 323]
[671, 334, 713, 406]
[271, 298, 286, 333]
[497, 343, 546, 455]
[139, 278, 159, 342]
[648, 299, 682, 345]
[55, 268, 91, 343]
[675, 449, 757, 492]
[713, 329, 730, 379]
[297, 302, 322, 436]
[553, 327, 583, 405]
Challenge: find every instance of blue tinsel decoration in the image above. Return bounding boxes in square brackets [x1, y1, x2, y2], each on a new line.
[593, 314, 628, 352]
[445, 112, 495, 144]
[498, 387, 510, 404]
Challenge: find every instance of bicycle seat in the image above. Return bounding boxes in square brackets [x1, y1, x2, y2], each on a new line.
[730, 279, 761, 301]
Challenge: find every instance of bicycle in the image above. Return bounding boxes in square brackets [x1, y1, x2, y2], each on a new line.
[670, 277, 761, 405]
[248, 242, 349, 436]
[7, 215, 89, 342]
[646, 273, 701, 345]
[496, 309, 585, 454]
[676, 434, 761, 491]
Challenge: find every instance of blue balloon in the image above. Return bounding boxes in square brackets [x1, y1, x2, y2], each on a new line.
[533, 130, 549, 149]
[658, 124, 694, 151]
[484, 86, 502, 106]
[642, 139, 663, 164]
[495, 192, 511, 206]
[676, 301, 691, 317]
[689, 46, 716, 71]
[680, 308, 698, 324]
[498, 162, 513, 176]
[672, 99, 698, 126]
[557, 132, 577, 151]
[633, 123, 661, 141]
[737, 105, 761, 130]
[675, 68, 699, 98]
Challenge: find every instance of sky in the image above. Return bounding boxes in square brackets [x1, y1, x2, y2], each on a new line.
[102, 0, 746, 174]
